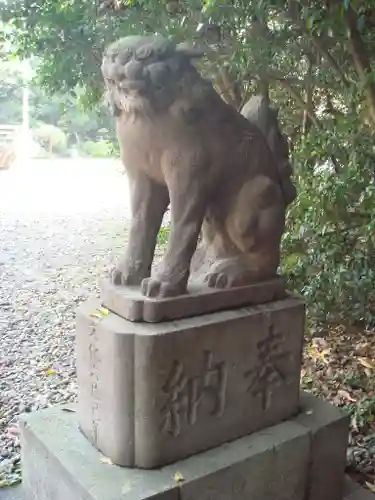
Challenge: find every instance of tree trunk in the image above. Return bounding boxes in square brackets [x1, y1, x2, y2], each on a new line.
[251, 13, 270, 103]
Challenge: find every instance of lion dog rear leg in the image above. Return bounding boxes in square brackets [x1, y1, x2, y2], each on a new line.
[141, 154, 208, 298]
[205, 175, 285, 288]
[112, 170, 169, 286]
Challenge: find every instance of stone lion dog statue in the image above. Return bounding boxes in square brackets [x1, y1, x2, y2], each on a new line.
[101, 35, 296, 298]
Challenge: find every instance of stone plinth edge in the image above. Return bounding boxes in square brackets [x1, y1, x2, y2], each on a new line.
[100, 276, 287, 322]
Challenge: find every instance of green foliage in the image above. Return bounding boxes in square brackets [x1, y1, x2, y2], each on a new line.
[33, 123, 68, 153]
[157, 225, 171, 249]
[80, 139, 114, 157]
[282, 128, 375, 326]
[0, 55, 117, 156]
[343, 395, 375, 436]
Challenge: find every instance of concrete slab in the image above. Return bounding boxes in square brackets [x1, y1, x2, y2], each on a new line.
[2, 475, 374, 499]
[20, 405, 309, 500]
[19, 393, 349, 500]
[294, 392, 350, 500]
[0, 485, 27, 500]
[343, 479, 375, 500]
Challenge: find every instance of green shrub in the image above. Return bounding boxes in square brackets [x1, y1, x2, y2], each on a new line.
[33, 123, 68, 154]
[80, 139, 115, 158]
[281, 126, 375, 327]
[156, 225, 170, 249]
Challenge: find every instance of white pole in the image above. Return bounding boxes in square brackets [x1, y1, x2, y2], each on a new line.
[22, 84, 29, 133]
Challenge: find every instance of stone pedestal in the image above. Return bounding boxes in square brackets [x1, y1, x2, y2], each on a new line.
[19, 392, 349, 500]
[76, 296, 305, 468]
[18, 285, 351, 500]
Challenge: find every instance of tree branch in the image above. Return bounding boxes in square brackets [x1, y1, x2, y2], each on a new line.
[286, 0, 352, 88]
[251, 13, 270, 102]
[214, 67, 242, 109]
[308, 34, 351, 88]
[343, 4, 375, 129]
[302, 49, 315, 135]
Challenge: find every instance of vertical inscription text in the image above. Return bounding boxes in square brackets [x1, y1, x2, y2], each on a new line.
[244, 323, 293, 410]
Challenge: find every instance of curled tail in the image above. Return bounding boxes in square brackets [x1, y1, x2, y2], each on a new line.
[241, 95, 297, 205]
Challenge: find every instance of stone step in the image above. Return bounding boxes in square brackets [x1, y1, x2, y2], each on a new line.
[343, 478, 375, 500]
[2, 476, 374, 500]
[18, 392, 349, 500]
[1, 485, 26, 500]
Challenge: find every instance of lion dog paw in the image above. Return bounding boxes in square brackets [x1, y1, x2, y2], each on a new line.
[204, 272, 228, 289]
[141, 277, 186, 298]
[204, 260, 261, 289]
[111, 266, 144, 287]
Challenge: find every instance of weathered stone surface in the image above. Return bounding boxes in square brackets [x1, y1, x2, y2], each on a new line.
[343, 477, 362, 498]
[20, 405, 309, 500]
[294, 392, 350, 500]
[101, 276, 287, 322]
[345, 489, 375, 500]
[76, 296, 305, 468]
[102, 35, 296, 299]
[178, 420, 310, 500]
[20, 407, 179, 500]
[5, 476, 371, 500]
[343, 478, 375, 500]
[0, 486, 28, 500]
[76, 301, 135, 466]
[19, 395, 352, 500]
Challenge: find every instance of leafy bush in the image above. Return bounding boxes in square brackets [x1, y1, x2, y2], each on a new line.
[282, 124, 375, 327]
[33, 123, 68, 155]
[80, 139, 115, 158]
[157, 225, 170, 248]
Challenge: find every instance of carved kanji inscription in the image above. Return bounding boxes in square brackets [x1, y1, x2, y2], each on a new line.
[245, 322, 293, 410]
[161, 350, 227, 436]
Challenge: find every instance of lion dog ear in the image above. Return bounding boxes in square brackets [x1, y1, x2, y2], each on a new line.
[175, 43, 205, 59]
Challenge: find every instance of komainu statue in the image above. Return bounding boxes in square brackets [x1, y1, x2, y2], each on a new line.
[101, 35, 296, 299]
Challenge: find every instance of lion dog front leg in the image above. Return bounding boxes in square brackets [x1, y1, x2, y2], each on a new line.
[112, 170, 169, 286]
[141, 157, 208, 298]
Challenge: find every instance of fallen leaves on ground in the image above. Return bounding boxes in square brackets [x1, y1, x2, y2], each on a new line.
[302, 323, 375, 491]
[173, 471, 185, 483]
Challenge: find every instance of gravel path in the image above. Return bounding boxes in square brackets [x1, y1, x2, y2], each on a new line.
[0, 159, 130, 487]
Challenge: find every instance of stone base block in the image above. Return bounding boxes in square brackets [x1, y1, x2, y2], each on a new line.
[5, 479, 373, 500]
[101, 277, 287, 323]
[76, 296, 305, 468]
[20, 392, 349, 500]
